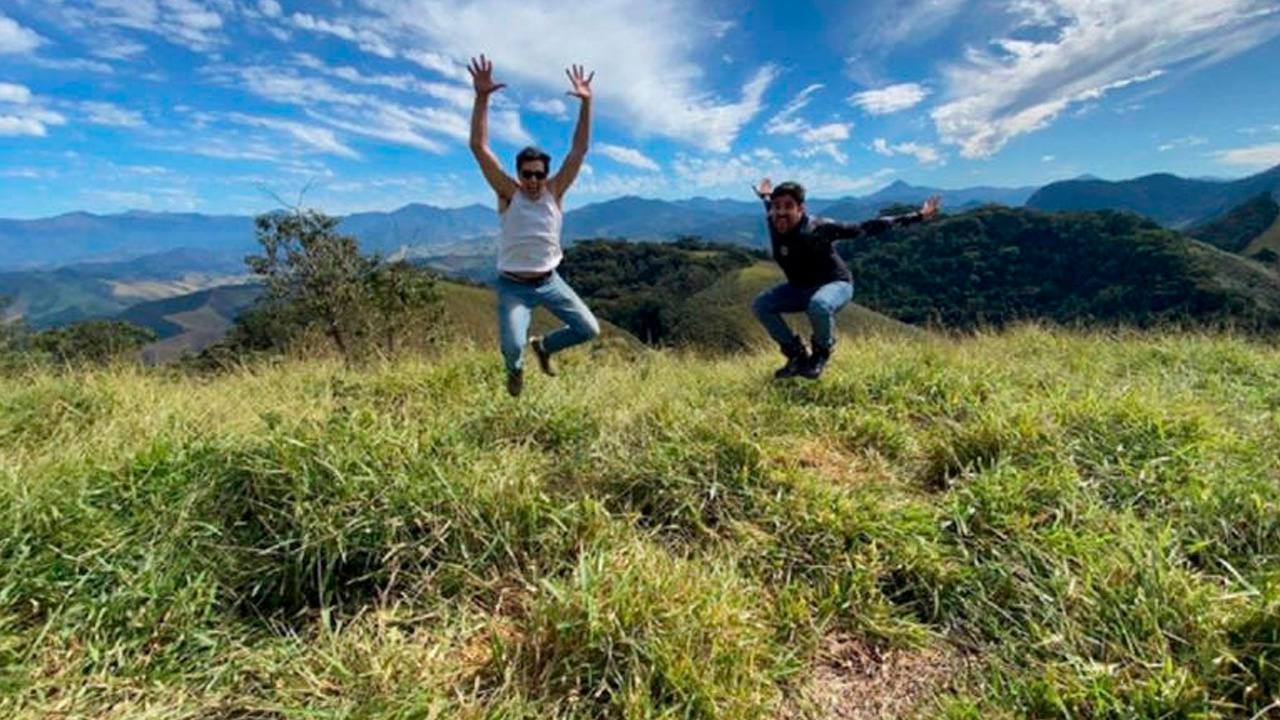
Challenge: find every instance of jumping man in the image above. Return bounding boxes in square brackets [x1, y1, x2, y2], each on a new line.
[468, 54, 600, 396]
[751, 178, 941, 379]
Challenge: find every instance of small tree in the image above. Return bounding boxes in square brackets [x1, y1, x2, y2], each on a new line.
[367, 260, 444, 355]
[31, 320, 155, 365]
[247, 209, 372, 360]
[240, 208, 444, 363]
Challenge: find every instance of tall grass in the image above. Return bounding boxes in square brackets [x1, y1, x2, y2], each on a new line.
[1, 326, 1278, 718]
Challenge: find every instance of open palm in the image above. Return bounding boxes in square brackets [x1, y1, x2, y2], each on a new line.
[921, 195, 942, 219]
[468, 54, 505, 96]
[566, 64, 594, 100]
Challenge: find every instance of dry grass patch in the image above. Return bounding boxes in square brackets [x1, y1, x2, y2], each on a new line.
[783, 634, 969, 720]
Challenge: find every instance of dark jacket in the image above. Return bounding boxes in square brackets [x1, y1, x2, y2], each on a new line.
[763, 200, 924, 287]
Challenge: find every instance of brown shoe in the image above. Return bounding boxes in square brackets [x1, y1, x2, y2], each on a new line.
[531, 336, 556, 376]
[506, 368, 524, 397]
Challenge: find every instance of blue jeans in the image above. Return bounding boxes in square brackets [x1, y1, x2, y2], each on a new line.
[751, 280, 854, 351]
[497, 271, 601, 372]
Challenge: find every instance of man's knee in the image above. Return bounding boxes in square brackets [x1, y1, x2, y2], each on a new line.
[807, 296, 836, 316]
[751, 292, 772, 318]
[580, 313, 601, 340]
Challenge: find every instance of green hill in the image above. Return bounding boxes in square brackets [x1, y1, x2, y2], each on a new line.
[120, 284, 263, 363]
[1242, 213, 1280, 265]
[1191, 193, 1280, 254]
[669, 261, 919, 351]
[843, 205, 1280, 331]
[2, 328, 1278, 718]
[0, 269, 126, 328]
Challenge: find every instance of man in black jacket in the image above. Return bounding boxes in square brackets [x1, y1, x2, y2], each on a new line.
[752, 178, 940, 379]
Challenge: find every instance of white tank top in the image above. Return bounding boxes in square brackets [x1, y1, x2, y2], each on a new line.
[498, 190, 563, 273]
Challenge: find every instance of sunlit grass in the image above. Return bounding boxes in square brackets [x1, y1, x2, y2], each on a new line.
[2, 326, 1278, 718]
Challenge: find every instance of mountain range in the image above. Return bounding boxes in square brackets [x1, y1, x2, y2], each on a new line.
[1026, 165, 1280, 228]
[0, 180, 1042, 271]
[6, 167, 1279, 275]
[4, 165, 1280, 335]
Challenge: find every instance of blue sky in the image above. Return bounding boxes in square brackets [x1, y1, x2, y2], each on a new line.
[2, 0, 1279, 219]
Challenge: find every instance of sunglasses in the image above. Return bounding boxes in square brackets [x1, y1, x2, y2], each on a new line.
[521, 170, 548, 180]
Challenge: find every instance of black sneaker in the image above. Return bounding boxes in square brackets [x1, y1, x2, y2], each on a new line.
[506, 368, 524, 397]
[531, 336, 556, 376]
[801, 347, 831, 380]
[774, 340, 810, 379]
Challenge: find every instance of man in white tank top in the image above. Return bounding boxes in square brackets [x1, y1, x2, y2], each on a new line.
[468, 55, 601, 397]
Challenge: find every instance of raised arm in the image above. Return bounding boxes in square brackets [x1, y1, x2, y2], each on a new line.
[753, 177, 773, 212]
[818, 195, 943, 240]
[549, 64, 594, 204]
[467, 55, 519, 206]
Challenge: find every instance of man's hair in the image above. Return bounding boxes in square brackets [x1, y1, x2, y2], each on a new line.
[770, 181, 805, 205]
[515, 146, 552, 171]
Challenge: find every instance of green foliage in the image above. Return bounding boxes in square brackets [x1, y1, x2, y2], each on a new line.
[208, 208, 444, 365]
[1192, 193, 1280, 253]
[560, 238, 758, 346]
[28, 319, 155, 365]
[876, 202, 921, 217]
[842, 206, 1280, 330]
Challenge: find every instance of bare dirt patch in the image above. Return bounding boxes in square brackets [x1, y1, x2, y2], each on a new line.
[781, 633, 969, 720]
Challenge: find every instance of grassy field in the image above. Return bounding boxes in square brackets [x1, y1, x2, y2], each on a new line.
[2, 327, 1279, 718]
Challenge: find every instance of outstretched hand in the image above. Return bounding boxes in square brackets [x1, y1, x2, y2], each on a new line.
[468, 54, 506, 96]
[920, 195, 942, 219]
[753, 177, 772, 200]
[565, 64, 595, 100]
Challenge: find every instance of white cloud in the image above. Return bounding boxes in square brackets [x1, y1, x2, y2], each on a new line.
[765, 84, 824, 136]
[871, 138, 944, 165]
[572, 171, 667, 198]
[932, 0, 1280, 159]
[763, 87, 854, 166]
[292, 52, 473, 108]
[849, 83, 930, 115]
[596, 143, 661, 171]
[224, 113, 362, 158]
[794, 143, 848, 165]
[258, 0, 283, 18]
[290, 12, 395, 58]
[1215, 143, 1280, 169]
[82, 101, 146, 127]
[0, 82, 65, 137]
[90, 37, 147, 59]
[0, 110, 67, 137]
[1157, 135, 1207, 152]
[0, 13, 44, 54]
[31, 56, 115, 73]
[0, 166, 57, 179]
[671, 151, 894, 196]
[1239, 124, 1280, 136]
[216, 62, 530, 156]
[355, 0, 779, 151]
[1042, 154, 1055, 162]
[845, 0, 969, 56]
[529, 97, 569, 119]
[405, 50, 464, 80]
[0, 82, 32, 104]
[35, 0, 227, 52]
[800, 123, 852, 144]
